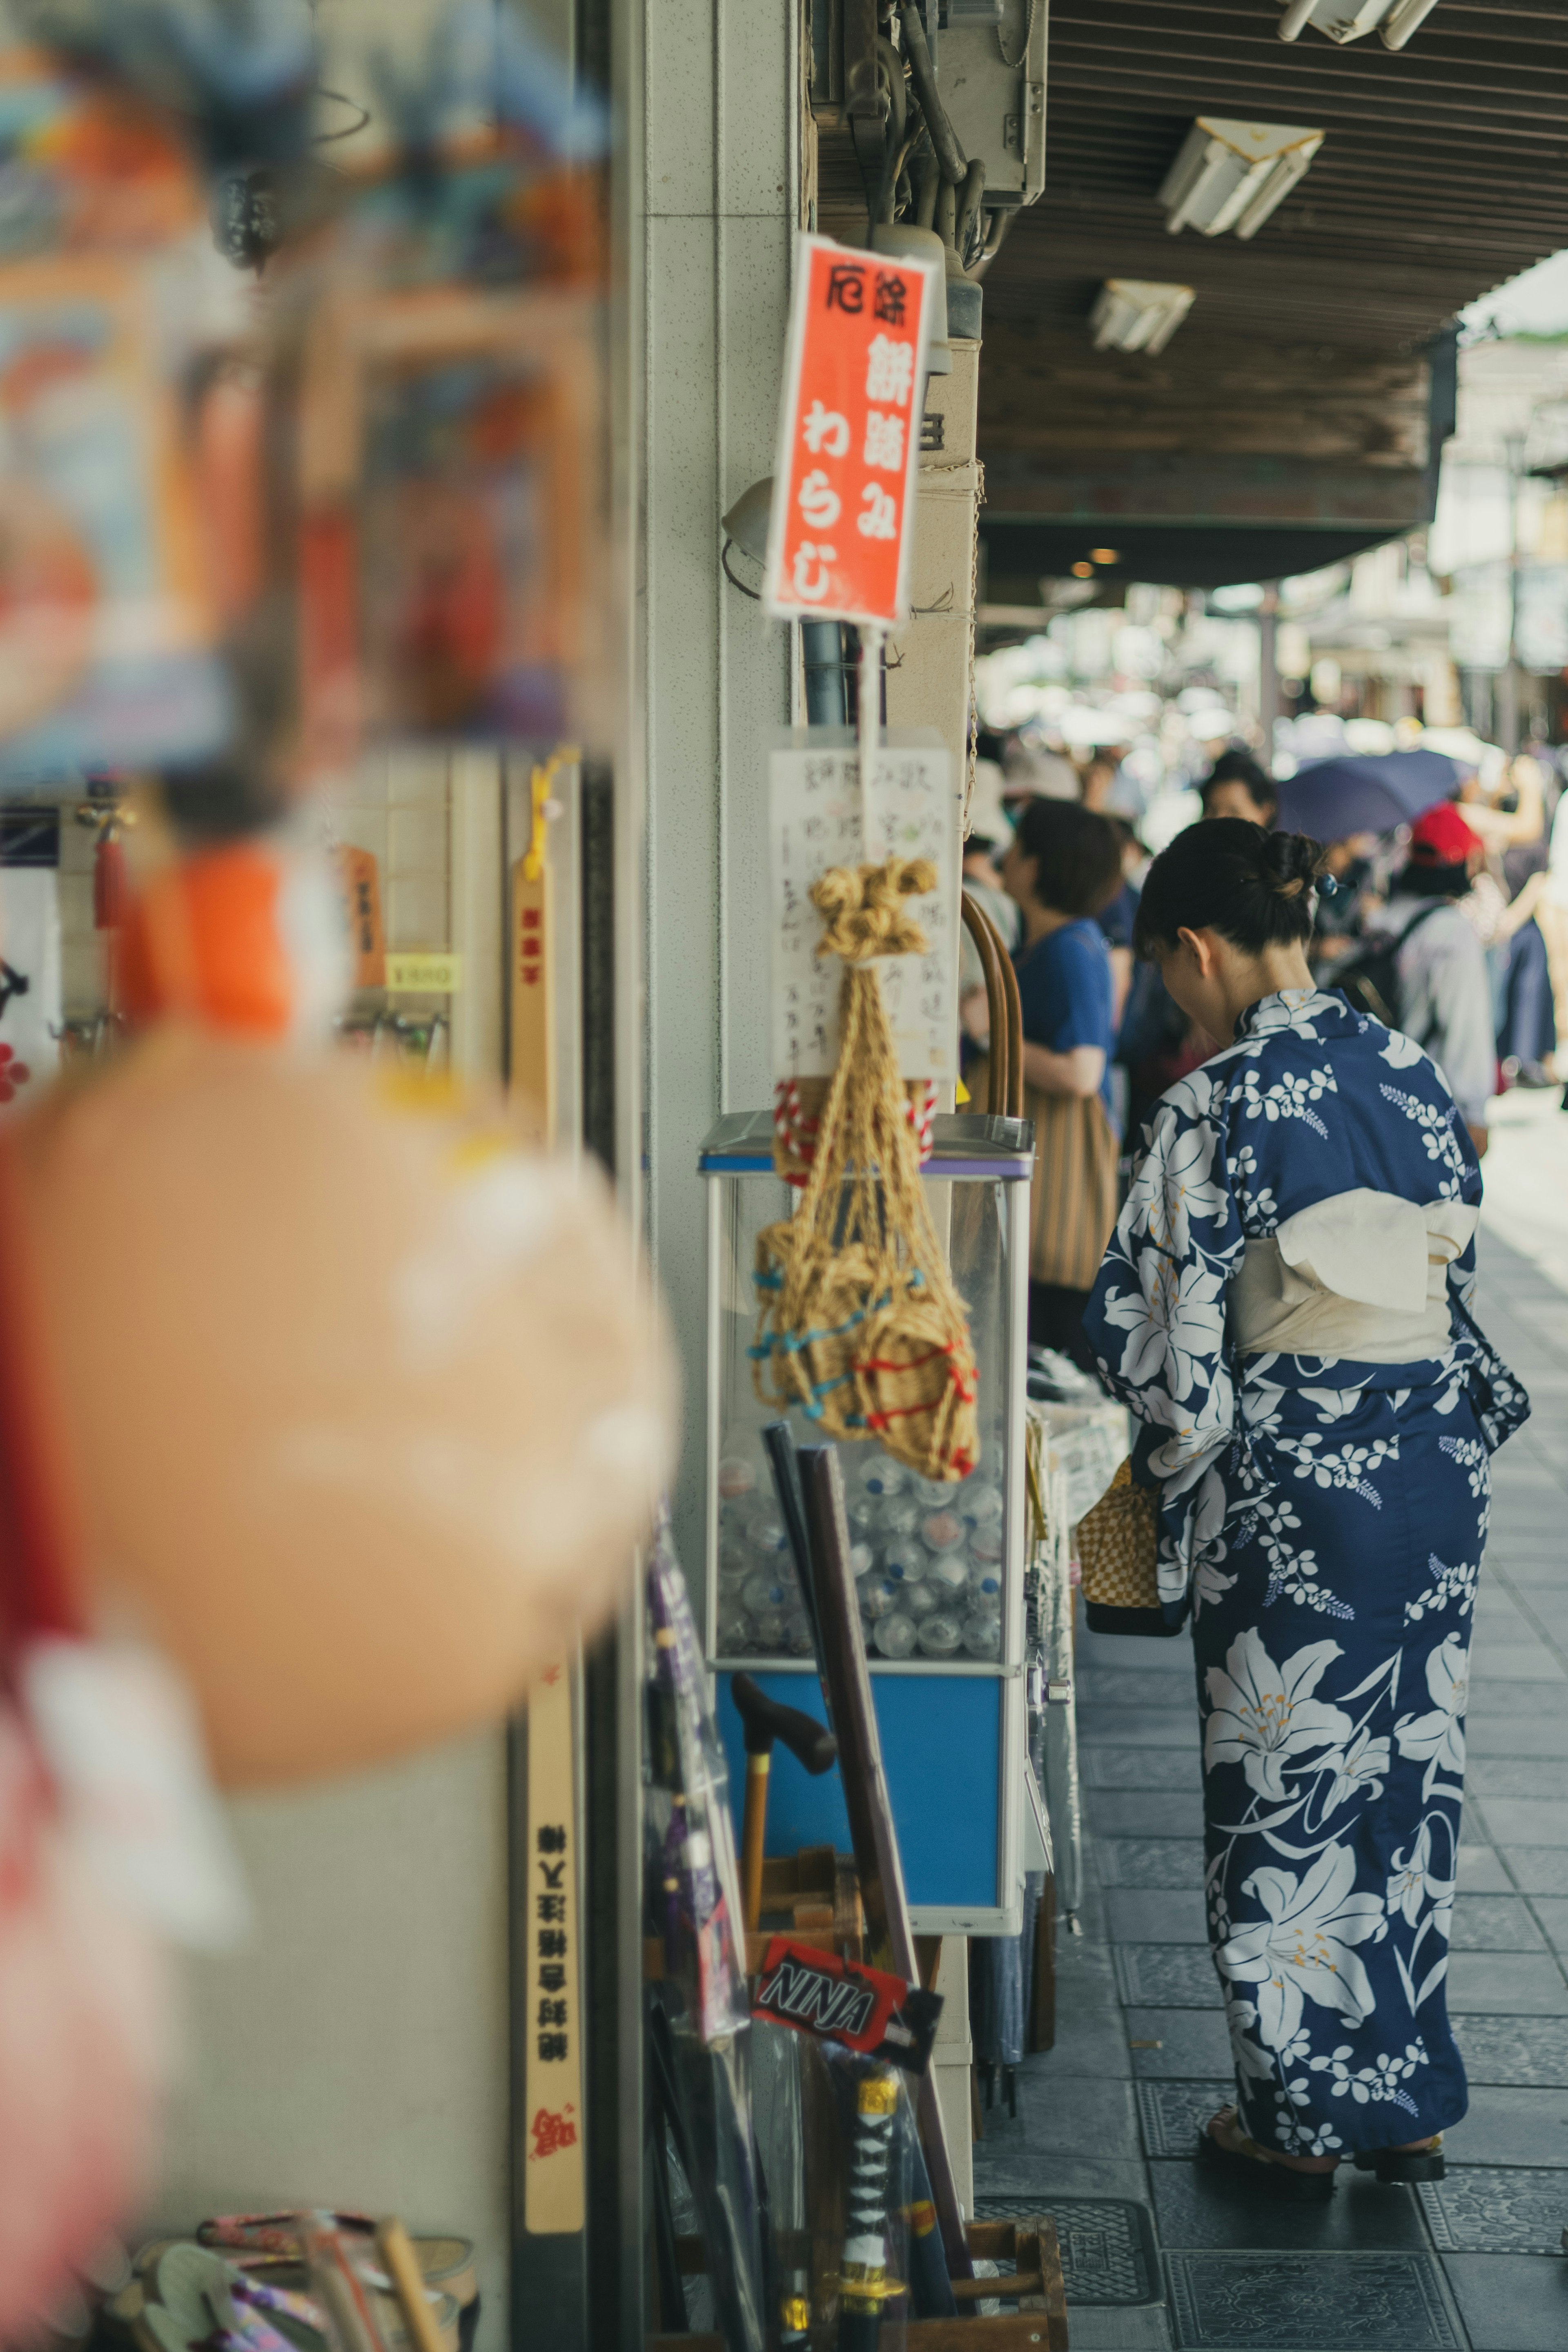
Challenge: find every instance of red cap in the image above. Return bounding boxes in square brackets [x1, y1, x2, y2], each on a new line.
[1408, 800, 1479, 865]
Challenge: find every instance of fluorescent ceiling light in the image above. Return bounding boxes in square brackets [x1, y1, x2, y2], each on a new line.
[1159, 118, 1324, 241]
[1278, 0, 1441, 47]
[1091, 278, 1195, 354]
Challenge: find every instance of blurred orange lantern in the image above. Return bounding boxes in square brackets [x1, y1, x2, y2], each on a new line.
[13, 1030, 677, 1785]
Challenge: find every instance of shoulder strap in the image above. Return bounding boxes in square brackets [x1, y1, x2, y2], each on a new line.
[1394, 899, 1450, 949]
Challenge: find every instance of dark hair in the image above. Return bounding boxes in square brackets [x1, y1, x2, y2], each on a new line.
[1011, 798, 1123, 919]
[1200, 752, 1278, 822]
[1134, 819, 1324, 957]
[1395, 859, 1469, 900]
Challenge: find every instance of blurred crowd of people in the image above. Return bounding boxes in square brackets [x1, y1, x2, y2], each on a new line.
[959, 725, 1568, 1371]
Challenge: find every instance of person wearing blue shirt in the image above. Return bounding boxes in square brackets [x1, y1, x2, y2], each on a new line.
[1000, 798, 1123, 1371]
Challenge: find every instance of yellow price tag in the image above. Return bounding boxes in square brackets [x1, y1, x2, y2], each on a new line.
[385, 952, 463, 995]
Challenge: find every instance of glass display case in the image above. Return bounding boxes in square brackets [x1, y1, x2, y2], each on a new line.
[699, 1109, 1035, 1933]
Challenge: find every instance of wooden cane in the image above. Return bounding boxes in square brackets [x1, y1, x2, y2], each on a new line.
[730, 1671, 838, 1934]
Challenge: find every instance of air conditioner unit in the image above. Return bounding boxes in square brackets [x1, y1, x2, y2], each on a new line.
[1278, 0, 1441, 46]
[1090, 279, 1195, 354]
[1158, 118, 1324, 241]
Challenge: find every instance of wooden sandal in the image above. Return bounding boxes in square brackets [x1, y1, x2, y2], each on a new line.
[1351, 2136, 1444, 2183]
[1195, 2107, 1337, 2204]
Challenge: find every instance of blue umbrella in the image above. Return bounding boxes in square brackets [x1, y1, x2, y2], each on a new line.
[1276, 749, 1466, 842]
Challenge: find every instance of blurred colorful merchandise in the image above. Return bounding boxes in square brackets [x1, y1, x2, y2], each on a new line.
[0, 254, 234, 780]
[0, 47, 204, 253]
[115, 832, 348, 1042]
[0, 48, 246, 784]
[295, 285, 600, 765]
[0, 4, 608, 800]
[280, 15, 606, 770]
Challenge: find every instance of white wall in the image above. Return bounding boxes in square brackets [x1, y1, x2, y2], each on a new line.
[155, 1737, 510, 2341]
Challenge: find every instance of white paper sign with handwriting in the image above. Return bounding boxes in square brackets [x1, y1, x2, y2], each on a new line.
[771, 743, 958, 1082]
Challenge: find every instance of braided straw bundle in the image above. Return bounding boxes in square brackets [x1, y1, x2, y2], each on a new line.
[751, 857, 979, 1481]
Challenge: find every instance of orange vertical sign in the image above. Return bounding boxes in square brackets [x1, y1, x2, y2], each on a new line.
[509, 852, 552, 1149]
[333, 845, 385, 990]
[764, 235, 936, 629]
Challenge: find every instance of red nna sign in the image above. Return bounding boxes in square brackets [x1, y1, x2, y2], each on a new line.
[764, 234, 936, 630]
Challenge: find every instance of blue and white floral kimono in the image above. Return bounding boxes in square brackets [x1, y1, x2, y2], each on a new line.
[1083, 988, 1529, 2159]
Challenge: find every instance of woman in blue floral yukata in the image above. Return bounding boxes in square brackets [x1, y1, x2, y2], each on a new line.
[1082, 819, 1530, 2203]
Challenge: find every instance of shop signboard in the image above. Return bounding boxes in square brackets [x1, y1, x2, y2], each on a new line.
[764, 234, 938, 629]
[770, 742, 959, 1082]
[523, 1658, 585, 2235]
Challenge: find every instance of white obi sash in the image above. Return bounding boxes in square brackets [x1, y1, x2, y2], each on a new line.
[1230, 1188, 1479, 1362]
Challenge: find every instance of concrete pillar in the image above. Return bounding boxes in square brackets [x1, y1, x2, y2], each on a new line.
[641, 0, 800, 1577]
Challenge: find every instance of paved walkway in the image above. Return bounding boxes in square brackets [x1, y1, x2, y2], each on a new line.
[975, 1198, 1568, 2350]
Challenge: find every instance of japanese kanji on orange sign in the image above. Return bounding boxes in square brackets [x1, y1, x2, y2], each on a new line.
[764, 235, 937, 629]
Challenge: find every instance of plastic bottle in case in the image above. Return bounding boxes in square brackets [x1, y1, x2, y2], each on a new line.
[742, 1569, 794, 1621]
[928, 1549, 970, 1594]
[961, 1611, 1001, 1659]
[873, 1611, 918, 1659]
[917, 1612, 963, 1658]
[858, 1572, 900, 1621]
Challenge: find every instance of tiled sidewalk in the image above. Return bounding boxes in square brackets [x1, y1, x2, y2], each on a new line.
[976, 1232, 1568, 2352]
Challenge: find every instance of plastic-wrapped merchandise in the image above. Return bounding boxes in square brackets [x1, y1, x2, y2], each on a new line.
[819, 2049, 913, 2352]
[644, 1519, 766, 2352]
[748, 2019, 814, 2348]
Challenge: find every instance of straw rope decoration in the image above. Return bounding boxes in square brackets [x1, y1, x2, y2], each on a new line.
[751, 856, 979, 1482]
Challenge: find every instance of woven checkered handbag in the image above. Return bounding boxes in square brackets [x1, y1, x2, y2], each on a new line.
[1076, 1458, 1176, 1638]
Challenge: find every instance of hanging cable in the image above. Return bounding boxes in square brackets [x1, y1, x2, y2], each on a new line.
[896, 2, 965, 185]
[997, 0, 1038, 70]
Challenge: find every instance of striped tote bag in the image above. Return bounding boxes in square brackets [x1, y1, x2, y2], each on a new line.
[1024, 1084, 1119, 1291]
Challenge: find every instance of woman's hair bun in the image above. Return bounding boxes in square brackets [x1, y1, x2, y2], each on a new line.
[1261, 830, 1325, 899]
[1134, 816, 1325, 958]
